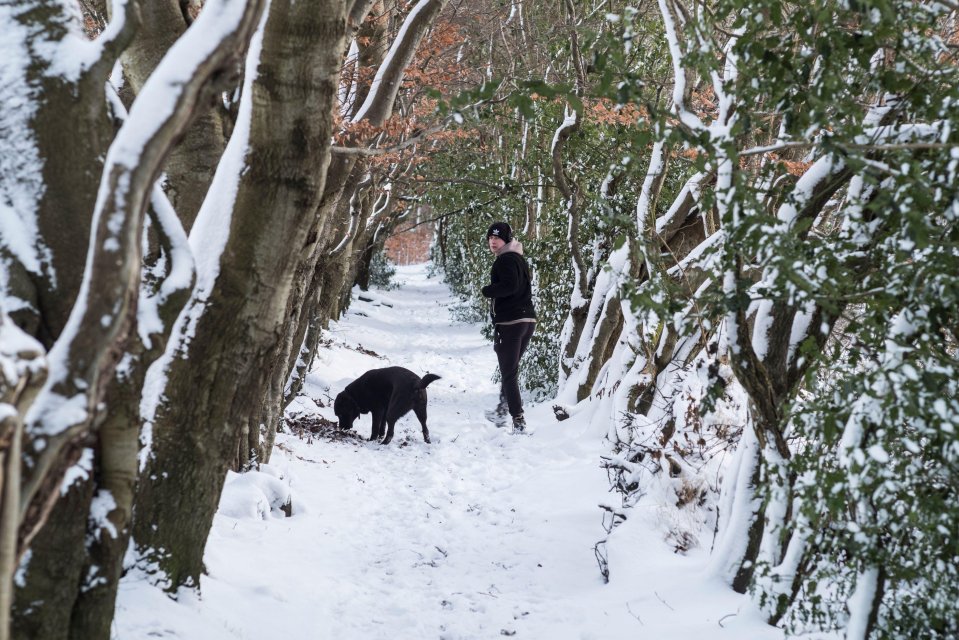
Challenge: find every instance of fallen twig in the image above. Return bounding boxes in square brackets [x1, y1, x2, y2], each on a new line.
[718, 611, 737, 628]
[654, 591, 675, 611]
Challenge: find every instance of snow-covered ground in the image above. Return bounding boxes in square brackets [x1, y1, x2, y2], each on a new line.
[114, 264, 782, 639]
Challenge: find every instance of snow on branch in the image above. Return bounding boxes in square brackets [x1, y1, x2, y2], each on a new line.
[350, 0, 448, 127]
[551, 106, 580, 202]
[774, 155, 845, 226]
[739, 123, 955, 158]
[87, 0, 141, 82]
[99, 83, 197, 352]
[15, 0, 140, 85]
[656, 0, 704, 132]
[29, 0, 264, 433]
[137, 185, 196, 351]
[348, 0, 377, 31]
[0, 308, 46, 411]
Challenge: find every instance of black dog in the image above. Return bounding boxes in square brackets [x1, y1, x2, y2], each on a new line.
[333, 367, 441, 445]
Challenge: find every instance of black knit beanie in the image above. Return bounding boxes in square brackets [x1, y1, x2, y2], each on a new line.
[486, 221, 512, 244]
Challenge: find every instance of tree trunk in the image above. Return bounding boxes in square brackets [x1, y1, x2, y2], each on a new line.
[7, 1, 125, 349]
[67, 362, 145, 639]
[553, 104, 585, 388]
[11, 481, 94, 640]
[13, 344, 143, 640]
[349, 0, 388, 120]
[576, 291, 623, 401]
[1, 4, 126, 632]
[133, 0, 346, 590]
[707, 426, 765, 591]
[230, 0, 448, 495]
[354, 230, 379, 291]
[283, 313, 324, 409]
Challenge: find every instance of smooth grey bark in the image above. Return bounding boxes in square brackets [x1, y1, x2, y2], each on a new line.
[17, 0, 249, 548]
[66, 213, 194, 639]
[348, 0, 378, 30]
[0, 321, 43, 640]
[349, 0, 447, 126]
[349, 0, 388, 120]
[10, 481, 94, 640]
[354, 210, 398, 292]
[7, 0, 134, 350]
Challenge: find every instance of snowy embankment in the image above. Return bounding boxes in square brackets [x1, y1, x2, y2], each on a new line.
[114, 264, 781, 640]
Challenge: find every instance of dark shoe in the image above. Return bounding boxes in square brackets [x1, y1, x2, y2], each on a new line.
[511, 414, 527, 434]
[485, 402, 509, 428]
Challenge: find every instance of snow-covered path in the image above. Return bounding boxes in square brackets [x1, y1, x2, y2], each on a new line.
[115, 264, 781, 640]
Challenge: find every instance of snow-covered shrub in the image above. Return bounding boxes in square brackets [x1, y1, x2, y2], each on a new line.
[576, 0, 959, 636]
[600, 341, 747, 552]
[219, 469, 293, 520]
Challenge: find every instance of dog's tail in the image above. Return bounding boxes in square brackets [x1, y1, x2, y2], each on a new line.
[416, 373, 441, 389]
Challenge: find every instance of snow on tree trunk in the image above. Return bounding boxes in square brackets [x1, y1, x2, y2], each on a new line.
[3, 0, 259, 636]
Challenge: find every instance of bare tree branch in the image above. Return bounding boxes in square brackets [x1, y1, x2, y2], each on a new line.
[332, 121, 449, 156]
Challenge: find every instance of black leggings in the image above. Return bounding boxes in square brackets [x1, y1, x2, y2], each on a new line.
[494, 322, 535, 417]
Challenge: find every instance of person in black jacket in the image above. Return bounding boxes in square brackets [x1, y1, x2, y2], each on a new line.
[481, 221, 536, 433]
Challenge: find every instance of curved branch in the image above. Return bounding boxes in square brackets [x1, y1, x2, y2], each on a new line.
[348, 0, 377, 31]
[89, 0, 143, 83]
[551, 108, 580, 203]
[351, 0, 448, 127]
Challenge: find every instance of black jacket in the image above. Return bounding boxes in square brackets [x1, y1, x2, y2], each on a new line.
[481, 244, 536, 324]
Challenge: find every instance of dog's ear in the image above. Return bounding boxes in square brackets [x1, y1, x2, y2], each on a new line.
[335, 392, 357, 414]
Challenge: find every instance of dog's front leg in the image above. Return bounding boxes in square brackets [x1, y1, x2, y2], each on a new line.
[381, 419, 397, 445]
[370, 409, 385, 441]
